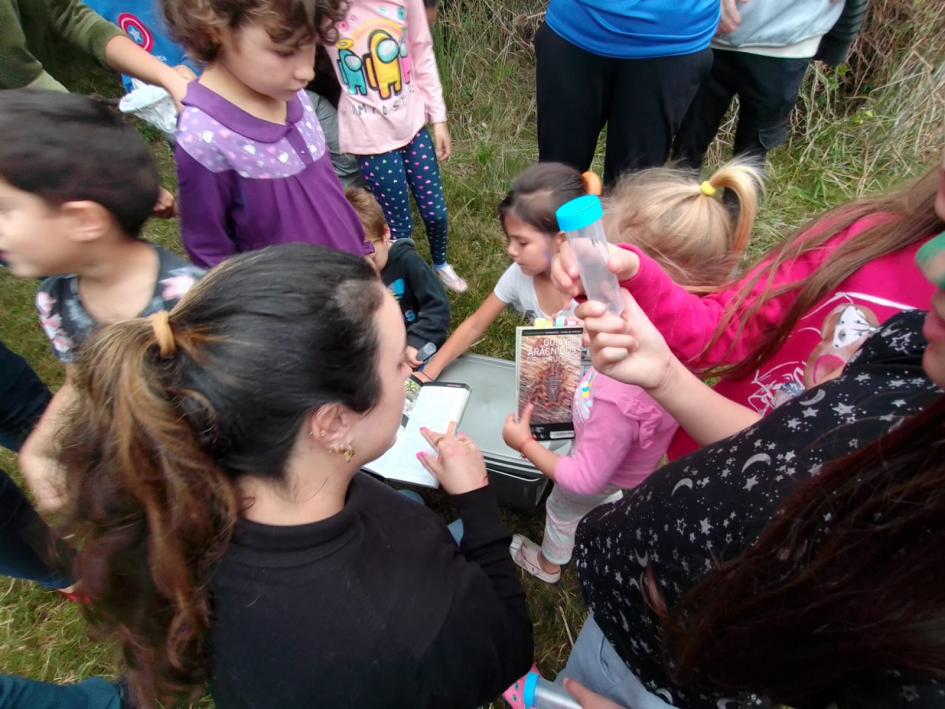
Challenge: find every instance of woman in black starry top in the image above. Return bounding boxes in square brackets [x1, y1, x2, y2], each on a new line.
[560, 227, 945, 709]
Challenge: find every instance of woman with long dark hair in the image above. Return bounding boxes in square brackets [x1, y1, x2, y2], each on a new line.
[51, 245, 533, 708]
[557, 232, 945, 704]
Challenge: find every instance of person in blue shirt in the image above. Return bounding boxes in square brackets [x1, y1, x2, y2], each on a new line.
[535, 0, 719, 185]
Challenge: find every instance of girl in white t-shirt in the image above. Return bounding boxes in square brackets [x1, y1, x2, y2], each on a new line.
[417, 163, 595, 381]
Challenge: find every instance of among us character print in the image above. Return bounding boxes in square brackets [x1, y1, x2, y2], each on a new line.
[334, 5, 415, 109]
[574, 311, 942, 708]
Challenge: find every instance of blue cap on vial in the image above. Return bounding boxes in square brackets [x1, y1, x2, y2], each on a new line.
[523, 672, 540, 709]
[556, 195, 603, 232]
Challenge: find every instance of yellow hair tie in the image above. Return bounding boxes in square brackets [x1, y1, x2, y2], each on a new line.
[150, 311, 177, 358]
[700, 180, 717, 197]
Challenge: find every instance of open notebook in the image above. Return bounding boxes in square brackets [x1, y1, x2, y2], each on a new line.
[362, 380, 471, 488]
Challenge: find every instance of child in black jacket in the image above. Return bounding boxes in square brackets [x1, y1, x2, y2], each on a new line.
[346, 187, 451, 368]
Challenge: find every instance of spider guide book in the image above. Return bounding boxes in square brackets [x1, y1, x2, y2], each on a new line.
[515, 326, 584, 440]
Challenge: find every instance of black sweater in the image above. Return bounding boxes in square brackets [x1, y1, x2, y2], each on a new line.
[381, 239, 451, 351]
[209, 474, 533, 708]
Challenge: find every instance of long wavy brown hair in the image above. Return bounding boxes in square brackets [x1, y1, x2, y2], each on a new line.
[56, 246, 384, 706]
[657, 395, 945, 704]
[707, 166, 942, 379]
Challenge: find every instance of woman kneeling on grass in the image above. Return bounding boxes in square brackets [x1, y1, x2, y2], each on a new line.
[51, 245, 532, 708]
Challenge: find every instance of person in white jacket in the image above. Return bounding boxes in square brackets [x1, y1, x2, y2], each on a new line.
[673, 0, 870, 169]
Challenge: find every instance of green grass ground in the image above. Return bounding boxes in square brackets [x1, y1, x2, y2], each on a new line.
[0, 0, 942, 704]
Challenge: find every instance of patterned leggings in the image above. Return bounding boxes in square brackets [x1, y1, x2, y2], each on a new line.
[358, 128, 449, 266]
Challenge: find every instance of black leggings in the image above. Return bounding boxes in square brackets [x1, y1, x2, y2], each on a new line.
[534, 22, 712, 184]
[673, 49, 810, 169]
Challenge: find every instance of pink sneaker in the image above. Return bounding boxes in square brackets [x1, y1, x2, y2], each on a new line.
[503, 664, 540, 708]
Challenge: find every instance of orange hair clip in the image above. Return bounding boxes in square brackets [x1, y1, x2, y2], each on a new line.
[581, 171, 602, 196]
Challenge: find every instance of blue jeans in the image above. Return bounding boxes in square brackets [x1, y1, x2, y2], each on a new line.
[0, 676, 122, 709]
[0, 341, 51, 453]
[558, 615, 676, 708]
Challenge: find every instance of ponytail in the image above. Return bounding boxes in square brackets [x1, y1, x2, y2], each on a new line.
[55, 245, 386, 706]
[499, 162, 587, 234]
[603, 159, 765, 292]
[60, 310, 239, 706]
[582, 171, 603, 196]
[701, 158, 762, 257]
[707, 166, 943, 380]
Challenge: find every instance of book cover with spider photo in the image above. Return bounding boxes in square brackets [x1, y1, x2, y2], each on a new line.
[515, 326, 584, 440]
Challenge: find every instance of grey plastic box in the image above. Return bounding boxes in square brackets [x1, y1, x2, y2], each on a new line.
[440, 354, 567, 514]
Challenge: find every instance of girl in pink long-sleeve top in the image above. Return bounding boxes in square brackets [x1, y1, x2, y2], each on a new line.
[324, 0, 467, 292]
[557, 168, 943, 460]
[501, 160, 764, 584]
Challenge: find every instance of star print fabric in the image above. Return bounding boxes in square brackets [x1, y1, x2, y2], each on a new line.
[574, 311, 943, 707]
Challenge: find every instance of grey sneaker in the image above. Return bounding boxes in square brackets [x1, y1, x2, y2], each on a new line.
[436, 264, 468, 293]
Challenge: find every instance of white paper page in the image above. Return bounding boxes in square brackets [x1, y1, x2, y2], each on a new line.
[363, 383, 469, 487]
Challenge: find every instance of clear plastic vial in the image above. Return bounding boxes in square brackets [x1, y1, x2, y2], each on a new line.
[523, 672, 582, 709]
[555, 195, 623, 314]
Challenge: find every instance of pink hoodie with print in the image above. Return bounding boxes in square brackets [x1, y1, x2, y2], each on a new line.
[617, 214, 937, 458]
[324, 0, 447, 155]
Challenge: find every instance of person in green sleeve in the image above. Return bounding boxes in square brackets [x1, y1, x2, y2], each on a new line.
[1, 0, 192, 98]
[1, 0, 195, 215]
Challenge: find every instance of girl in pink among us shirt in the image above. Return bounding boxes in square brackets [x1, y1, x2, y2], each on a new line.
[324, 0, 467, 292]
[502, 160, 764, 584]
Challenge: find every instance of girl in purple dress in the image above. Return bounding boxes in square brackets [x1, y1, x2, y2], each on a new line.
[162, 0, 371, 268]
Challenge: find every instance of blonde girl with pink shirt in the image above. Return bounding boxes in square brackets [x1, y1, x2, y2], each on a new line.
[324, 0, 467, 292]
[554, 164, 944, 460]
[501, 160, 764, 584]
